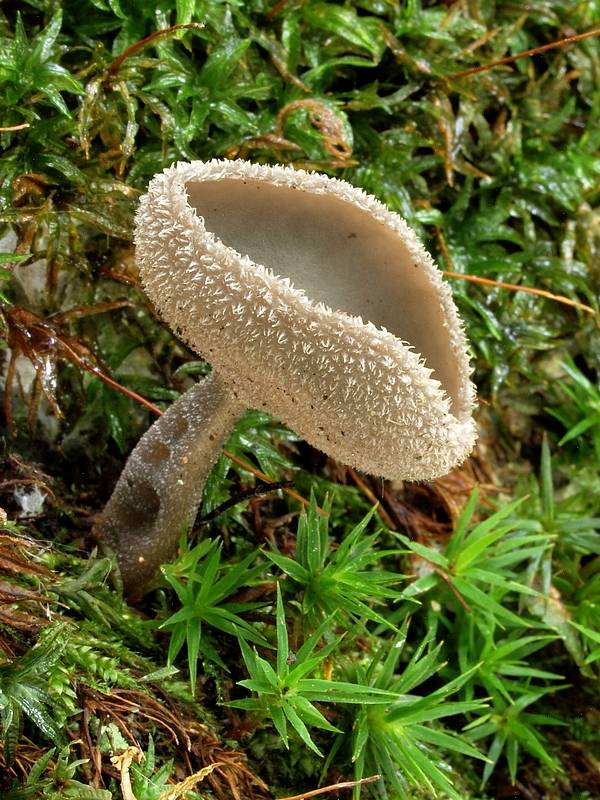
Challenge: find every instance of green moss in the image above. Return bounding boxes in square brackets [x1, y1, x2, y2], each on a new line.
[0, 1, 599, 797]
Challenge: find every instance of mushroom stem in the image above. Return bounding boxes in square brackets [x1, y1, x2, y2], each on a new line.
[97, 372, 245, 592]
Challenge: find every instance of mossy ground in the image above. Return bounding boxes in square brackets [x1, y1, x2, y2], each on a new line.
[0, 1, 599, 798]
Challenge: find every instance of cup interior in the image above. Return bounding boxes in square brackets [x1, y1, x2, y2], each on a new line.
[186, 178, 466, 415]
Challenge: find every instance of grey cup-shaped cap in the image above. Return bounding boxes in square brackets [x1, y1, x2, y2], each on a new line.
[135, 159, 476, 481]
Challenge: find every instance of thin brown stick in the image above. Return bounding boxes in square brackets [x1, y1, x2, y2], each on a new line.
[279, 774, 380, 800]
[3, 349, 18, 434]
[434, 227, 454, 271]
[50, 300, 134, 325]
[59, 340, 164, 416]
[451, 27, 600, 79]
[266, 0, 292, 20]
[223, 450, 325, 516]
[107, 23, 204, 76]
[442, 270, 596, 316]
[0, 123, 30, 132]
[431, 565, 472, 613]
[81, 706, 102, 785]
[347, 467, 397, 530]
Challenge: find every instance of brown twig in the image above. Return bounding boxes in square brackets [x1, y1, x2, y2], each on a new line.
[59, 339, 164, 416]
[50, 300, 134, 325]
[431, 565, 472, 613]
[279, 775, 380, 800]
[451, 27, 600, 79]
[266, 0, 292, 20]
[223, 450, 325, 516]
[347, 467, 397, 530]
[442, 270, 597, 316]
[107, 23, 204, 76]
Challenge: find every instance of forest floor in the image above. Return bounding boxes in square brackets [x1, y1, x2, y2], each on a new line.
[1, 2, 599, 798]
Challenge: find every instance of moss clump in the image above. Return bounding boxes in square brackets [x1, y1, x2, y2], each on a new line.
[1, 1, 599, 797]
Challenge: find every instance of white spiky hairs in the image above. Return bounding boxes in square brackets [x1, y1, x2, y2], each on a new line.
[99, 159, 477, 591]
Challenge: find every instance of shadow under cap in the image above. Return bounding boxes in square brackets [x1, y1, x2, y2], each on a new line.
[186, 179, 464, 417]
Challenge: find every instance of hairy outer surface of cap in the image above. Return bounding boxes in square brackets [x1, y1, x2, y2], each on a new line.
[135, 159, 477, 480]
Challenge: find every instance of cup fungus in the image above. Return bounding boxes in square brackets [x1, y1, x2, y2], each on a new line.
[98, 159, 477, 591]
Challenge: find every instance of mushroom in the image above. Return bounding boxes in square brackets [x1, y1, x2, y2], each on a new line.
[97, 159, 476, 592]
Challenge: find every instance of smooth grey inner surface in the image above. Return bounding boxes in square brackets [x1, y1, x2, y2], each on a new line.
[186, 179, 462, 412]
